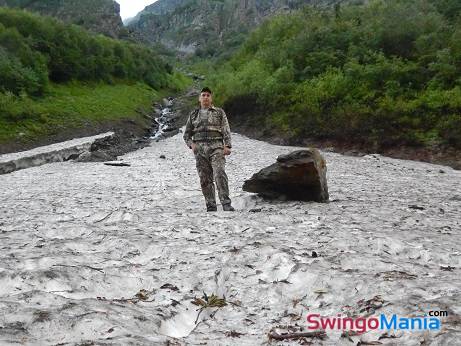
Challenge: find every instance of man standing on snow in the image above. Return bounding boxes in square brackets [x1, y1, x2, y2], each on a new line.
[183, 87, 235, 212]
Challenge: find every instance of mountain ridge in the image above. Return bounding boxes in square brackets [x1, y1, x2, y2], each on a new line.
[0, 0, 124, 37]
[128, 0, 356, 56]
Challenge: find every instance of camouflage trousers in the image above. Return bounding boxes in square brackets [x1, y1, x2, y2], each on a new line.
[193, 140, 231, 208]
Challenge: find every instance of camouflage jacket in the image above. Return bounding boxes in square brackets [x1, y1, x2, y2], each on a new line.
[183, 106, 232, 148]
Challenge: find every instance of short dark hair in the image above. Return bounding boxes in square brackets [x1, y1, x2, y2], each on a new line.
[201, 87, 212, 94]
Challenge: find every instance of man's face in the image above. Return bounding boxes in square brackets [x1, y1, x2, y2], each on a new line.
[199, 92, 212, 108]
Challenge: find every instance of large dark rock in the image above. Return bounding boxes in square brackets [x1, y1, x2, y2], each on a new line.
[242, 149, 329, 202]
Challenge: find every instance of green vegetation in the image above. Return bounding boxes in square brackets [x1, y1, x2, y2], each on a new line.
[0, 8, 191, 147]
[0, 8, 173, 94]
[0, 81, 155, 143]
[209, 0, 461, 148]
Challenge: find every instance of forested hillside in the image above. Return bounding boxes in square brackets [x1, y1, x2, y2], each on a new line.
[209, 0, 461, 150]
[0, 8, 188, 150]
[0, 8, 172, 94]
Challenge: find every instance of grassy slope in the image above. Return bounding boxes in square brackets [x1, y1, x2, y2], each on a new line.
[0, 76, 190, 147]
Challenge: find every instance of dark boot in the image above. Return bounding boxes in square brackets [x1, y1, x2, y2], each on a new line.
[207, 204, 218, 212]
[222, 204, 235, 211]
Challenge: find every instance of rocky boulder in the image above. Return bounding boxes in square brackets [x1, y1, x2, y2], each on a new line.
[242, 149, 329, 202]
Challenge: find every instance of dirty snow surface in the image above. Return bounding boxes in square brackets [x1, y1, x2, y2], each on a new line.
[0, 132, 114, 163]
[1, 131, 460, 345]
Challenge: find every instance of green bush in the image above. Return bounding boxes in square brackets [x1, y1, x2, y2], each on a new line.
[438, 114, 461, 146]
[0, 48, 45, 95]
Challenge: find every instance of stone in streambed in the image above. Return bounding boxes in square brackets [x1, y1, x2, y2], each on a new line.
[242, 149, 329, 202]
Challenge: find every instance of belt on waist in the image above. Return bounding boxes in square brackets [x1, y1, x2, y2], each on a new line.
[192, 131, 223, 141]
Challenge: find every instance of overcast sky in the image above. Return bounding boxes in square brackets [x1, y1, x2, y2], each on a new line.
[115, 0, 156, 20]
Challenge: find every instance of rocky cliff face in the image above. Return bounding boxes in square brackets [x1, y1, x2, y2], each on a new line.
[128, 0, 353, 55]
[130, 0, 188, 23]
[0, 0, 124, 38]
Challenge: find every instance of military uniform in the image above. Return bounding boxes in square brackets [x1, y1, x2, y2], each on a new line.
[183, 106, 233, 210]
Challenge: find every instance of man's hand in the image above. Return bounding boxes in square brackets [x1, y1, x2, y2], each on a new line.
[223, 146, 231, 156]
[191, 143, 197, 153]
